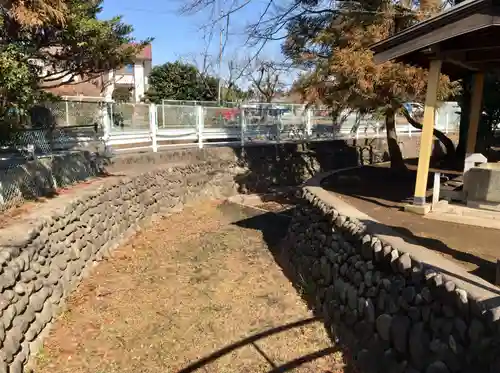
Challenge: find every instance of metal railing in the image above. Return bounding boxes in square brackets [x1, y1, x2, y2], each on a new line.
[104, 102, 459, 153]
[0, 99, 461, 209]
[1, 99, 461, 156]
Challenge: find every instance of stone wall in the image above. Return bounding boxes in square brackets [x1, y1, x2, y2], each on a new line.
[283, 172, 500, 373]
[0, 156, 242, 373]
[0, 134, 465, 372]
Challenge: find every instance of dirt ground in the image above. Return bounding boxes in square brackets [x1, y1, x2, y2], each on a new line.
[323, 165, 500, 284]
[31, 200, 344, 373]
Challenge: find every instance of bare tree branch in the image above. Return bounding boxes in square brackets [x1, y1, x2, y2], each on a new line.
[245, 58, 287, 102]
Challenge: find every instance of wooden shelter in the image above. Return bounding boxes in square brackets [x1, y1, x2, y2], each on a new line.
[370, 0, 500, 210]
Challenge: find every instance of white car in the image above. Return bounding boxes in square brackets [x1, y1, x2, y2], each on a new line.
[403, 102, 424, 118]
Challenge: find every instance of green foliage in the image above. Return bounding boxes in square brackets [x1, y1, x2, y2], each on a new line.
[145, 61, 218, 103]
[222, 85, 250, 102]
[0, 45, 57, 139]
[0, 46, 42, 122]
[0, 0, 150, 128]
[38, 0, 150, 80]
[112, 86, 133, 103]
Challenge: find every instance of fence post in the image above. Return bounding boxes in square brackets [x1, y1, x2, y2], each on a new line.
[102, 100, 112, 152]
[162, 102, 166, 128]
[240, 107, 246, 147]
[0, 180, 4, 206]
[196, 106, 204, 149]
[65, 101, 70, 126]
[306, 108, 313, 138]
[445, 112, 449, 134]
[149, 103, 158, 152]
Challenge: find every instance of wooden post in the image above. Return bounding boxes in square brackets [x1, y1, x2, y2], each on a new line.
[413, 59, 442, 206]
[465, 73, 484, 155]
[496, 260, 500, 286]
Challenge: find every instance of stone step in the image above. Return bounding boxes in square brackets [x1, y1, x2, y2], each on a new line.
[428, 201, 500, 229]
[426, 210, 500, 230]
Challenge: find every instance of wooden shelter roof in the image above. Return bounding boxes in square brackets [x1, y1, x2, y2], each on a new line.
[370, 0, 500, 79]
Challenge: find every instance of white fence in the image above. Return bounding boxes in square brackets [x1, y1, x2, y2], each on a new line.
[101, 101, 460, 153]
[1, 100, 461, 158]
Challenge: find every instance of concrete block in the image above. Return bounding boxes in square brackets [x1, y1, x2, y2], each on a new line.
[465, 163, 500, 203]
[404, 203, 431, 215]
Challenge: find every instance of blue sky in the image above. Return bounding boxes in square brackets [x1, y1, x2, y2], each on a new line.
[100, 0, 283, 69]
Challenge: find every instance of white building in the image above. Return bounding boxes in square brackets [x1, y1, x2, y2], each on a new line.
[47, 44, 153, 102]
[103, 44, 153, 102]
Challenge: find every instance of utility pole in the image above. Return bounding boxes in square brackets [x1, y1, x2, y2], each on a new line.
[217, 10, 223, 105]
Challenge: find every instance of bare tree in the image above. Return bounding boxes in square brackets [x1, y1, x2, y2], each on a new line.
[181, 1, 338, 51]
[246, 59, 287, 103]
[178, 48, 219, 102]
[220, 59, 242, 102]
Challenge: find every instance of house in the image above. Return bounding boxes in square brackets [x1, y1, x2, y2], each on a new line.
[47, 44, 153, 102]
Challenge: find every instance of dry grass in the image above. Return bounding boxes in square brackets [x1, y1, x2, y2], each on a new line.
[31, 200, 344, 373]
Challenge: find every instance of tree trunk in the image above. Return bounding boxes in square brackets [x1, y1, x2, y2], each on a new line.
[385, 107, 406, 170]
[401, 110, 456, 160]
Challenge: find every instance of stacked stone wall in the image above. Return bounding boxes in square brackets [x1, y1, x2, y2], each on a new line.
[283, 174, 500, 373]
[0, 159, 241, 373]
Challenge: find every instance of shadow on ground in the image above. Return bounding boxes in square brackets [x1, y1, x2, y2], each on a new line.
[177, 316, 344, 373]
[0, 150, 113, 213]
[174, 202, 356, 373]
[229, 205, 362, 373]
[373, 222, 498, 285]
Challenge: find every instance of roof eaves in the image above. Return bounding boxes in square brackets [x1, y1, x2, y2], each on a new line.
[369, 0, 488, 53]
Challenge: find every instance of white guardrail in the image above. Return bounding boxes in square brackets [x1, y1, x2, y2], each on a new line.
[1, 102, 460, 158]
[101, 103, 460, 154]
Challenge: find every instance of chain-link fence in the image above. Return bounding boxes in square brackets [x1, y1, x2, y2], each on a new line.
[161, 100, 239, 108]
[46, 100, 104, 127]
[0, 151, 106, 212]
[0, 97, 463, 212]
[1, 98, 462, 155]
[110, 103, 150, 131]
[0, 98, 106, 174]
[203, 106, 241, 128]
[2, 126, 103, 154]
[157, 105, 198, 128]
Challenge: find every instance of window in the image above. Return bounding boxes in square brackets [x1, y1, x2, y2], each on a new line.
[125, 64, 134, 74]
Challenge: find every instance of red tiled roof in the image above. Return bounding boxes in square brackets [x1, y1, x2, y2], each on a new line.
[45, 78, 103, 97]
[129, 43, 152, 60]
